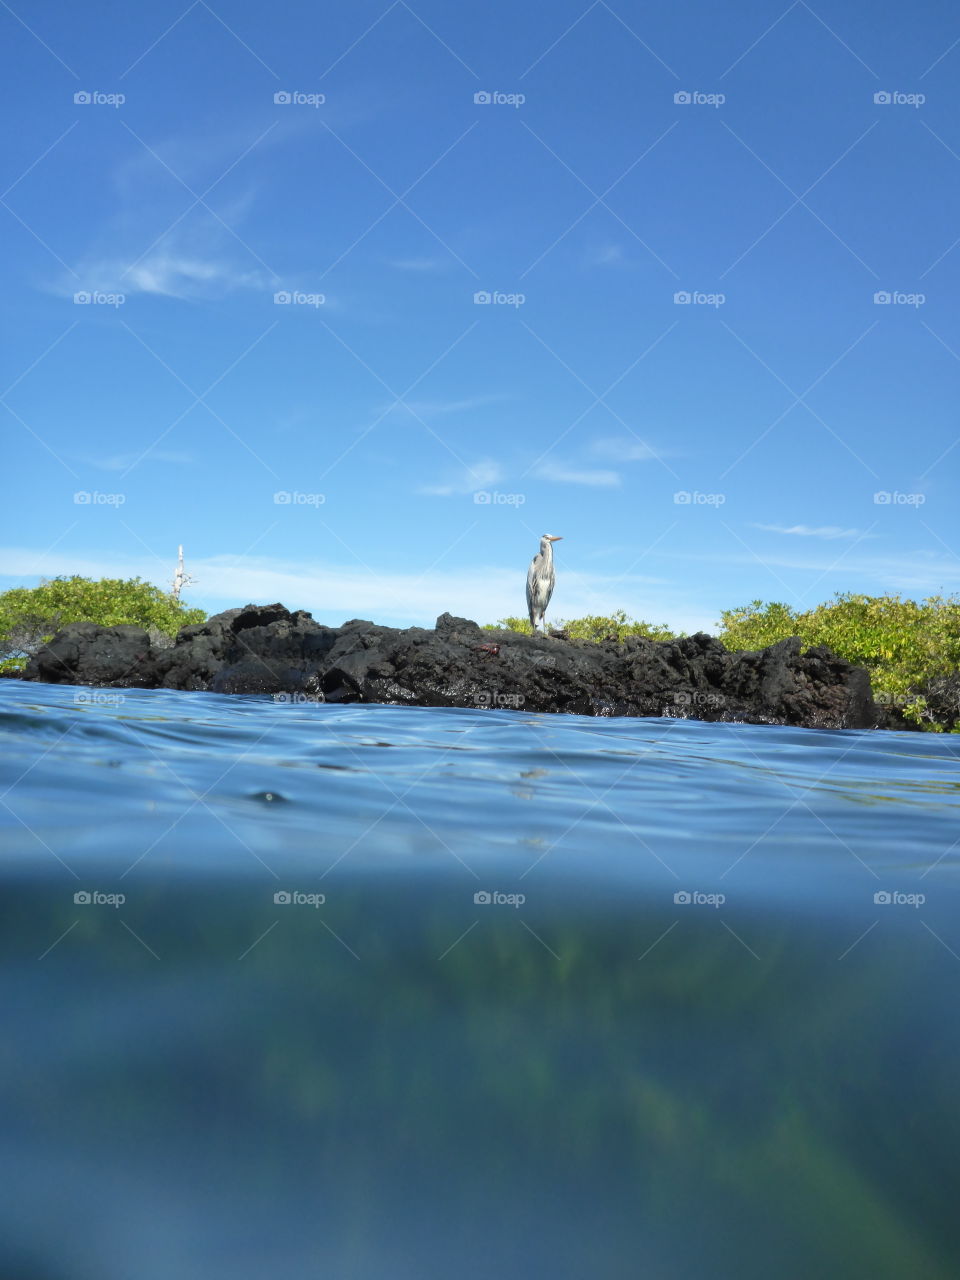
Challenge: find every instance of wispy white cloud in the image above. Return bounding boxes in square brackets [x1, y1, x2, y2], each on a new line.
[535, 460, 621, 487]
[585, 243, 626, 267]
[84, 449, 194, 472]
[49, 125, 281, 301]
[399, 395, 505, 417]
[419, 458, 503, 496]
[126, 254, 267, 298]
[591, 437, 662, 463]
[61, 251, 272, 301]
[753, 524, 877, 541]
[657, 546, 960, 594]
[386, 257, 448, 272]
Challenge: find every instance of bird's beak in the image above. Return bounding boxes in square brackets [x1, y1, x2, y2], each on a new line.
[547, 535, 563, 541]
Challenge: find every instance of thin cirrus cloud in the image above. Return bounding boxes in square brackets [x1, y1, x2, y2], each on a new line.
[753, 524, 877, 541]
[591, 437, 662, 463]
[386, 257, 449, 272]
[419, 459, 503, 496]
[51, 130, 281, 302]
[535, 460, 621, 487]
[397, 395, 506, 418]
[63, 251, 273, 300]
[585, 244, 627, 268]
[85, 449, 194, 472]
[46, 131, 269, 297]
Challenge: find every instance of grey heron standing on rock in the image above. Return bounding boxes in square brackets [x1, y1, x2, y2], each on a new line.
[526, 534, 563, 633]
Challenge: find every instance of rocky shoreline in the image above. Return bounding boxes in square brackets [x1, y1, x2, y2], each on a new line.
[12, 602, 888, 730]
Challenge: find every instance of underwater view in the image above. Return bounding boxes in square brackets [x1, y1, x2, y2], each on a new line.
[1, 679, 959, 1278]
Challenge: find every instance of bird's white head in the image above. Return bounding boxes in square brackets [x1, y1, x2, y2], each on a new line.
[538, 533, 562, 562]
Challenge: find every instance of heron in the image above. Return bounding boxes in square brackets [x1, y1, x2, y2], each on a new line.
[526, 534, 563, 633]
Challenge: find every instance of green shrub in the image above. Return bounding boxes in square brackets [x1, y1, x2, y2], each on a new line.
[0, 576, 206, 673]
[719, 594, 960, 731]
[715, 600, 799, 651]
[488, 610, 678, 642]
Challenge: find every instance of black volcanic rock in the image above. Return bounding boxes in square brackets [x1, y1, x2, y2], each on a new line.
[21, 603, 880, 730]
[24, 622, 154, 688]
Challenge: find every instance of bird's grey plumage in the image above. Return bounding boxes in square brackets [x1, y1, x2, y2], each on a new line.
[526, 534, 562, 632]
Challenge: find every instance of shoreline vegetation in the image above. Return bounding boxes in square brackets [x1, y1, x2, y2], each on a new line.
[0, 577, 204, 676]
[1, 577, 957, 731]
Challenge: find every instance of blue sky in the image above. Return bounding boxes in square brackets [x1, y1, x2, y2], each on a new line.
[2, 0, 958, 632]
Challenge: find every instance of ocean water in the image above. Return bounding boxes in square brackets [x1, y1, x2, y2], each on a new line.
[1, 677, 959, 1280]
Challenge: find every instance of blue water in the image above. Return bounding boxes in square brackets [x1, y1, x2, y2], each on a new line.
[2, 678, 960, 1279]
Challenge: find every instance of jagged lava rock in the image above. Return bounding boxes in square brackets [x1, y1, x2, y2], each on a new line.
[23, 622, 154, 688]
[22, 603, 879, 730]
